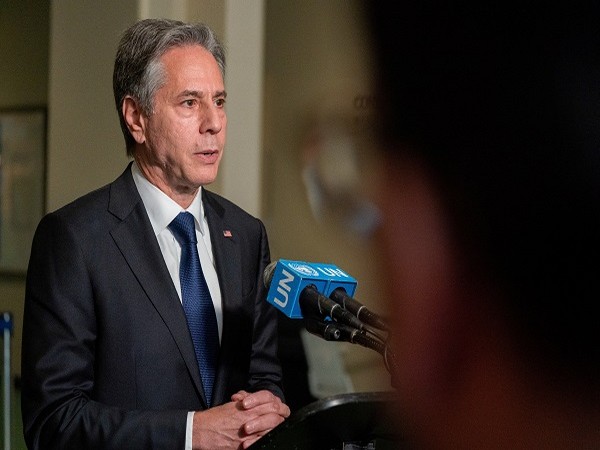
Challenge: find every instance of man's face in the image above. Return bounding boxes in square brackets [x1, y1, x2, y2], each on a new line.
[136, 44, 227, 203]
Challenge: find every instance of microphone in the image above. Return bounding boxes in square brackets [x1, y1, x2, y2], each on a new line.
[264, 260, 398, 376]
[329, 287, 388, 331]
[304, 316, 341, 341]
[300, 285, 366, 331]
[264, 259, 387, 330]
[263, 260, 364, 330]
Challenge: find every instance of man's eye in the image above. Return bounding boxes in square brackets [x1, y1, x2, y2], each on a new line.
[183, 99, 196, 107]
[215, 98, 226, 107]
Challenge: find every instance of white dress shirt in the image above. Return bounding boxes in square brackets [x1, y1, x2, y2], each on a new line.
[131, 161, 223, 450]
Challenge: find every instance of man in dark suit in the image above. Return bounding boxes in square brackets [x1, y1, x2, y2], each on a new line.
[21, 18, 289, 450]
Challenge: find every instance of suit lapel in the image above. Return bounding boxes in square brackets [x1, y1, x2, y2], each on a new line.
[107, 165, 206, 403]
[203, 190, 242, 403]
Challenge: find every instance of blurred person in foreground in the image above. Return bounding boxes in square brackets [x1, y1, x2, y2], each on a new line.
[368, 2, 600, 448]
[22, 19, 288, 450]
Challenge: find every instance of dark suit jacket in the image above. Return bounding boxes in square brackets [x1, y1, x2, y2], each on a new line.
[21, 164, 284, 449]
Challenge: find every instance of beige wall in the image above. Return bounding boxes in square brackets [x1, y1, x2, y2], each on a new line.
[1, 0, 392, 395]
[46, 1, 136, 212]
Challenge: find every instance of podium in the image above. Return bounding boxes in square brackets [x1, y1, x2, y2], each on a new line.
[249, 391, 406, 449]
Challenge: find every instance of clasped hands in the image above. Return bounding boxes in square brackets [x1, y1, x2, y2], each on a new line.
[193, 390, 291, 450]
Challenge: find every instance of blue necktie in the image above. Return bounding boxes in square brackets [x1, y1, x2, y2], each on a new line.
[169, 212, 219, 406]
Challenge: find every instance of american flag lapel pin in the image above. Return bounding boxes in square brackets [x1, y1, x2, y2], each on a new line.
[223, 230, 232, 238]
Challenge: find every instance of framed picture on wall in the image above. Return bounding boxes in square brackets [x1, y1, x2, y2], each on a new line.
[0, 108, 46, 275]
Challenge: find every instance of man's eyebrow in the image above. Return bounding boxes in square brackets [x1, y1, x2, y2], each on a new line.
[180, 90, 203, 98]
[179, 90, 227, 98]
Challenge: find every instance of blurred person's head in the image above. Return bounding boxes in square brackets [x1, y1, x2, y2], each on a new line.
[368, 2, 600, 448]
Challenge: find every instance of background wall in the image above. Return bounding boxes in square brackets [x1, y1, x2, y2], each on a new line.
[0, 0, 50, 394]
[45, 0, 135, 212]
[1, 0, 391, 424]
[0, 1, 49, 108]
[263, 0, 389, 392]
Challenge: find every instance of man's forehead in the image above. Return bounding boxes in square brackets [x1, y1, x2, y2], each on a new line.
[158, 46, 224, 91]
[160, 45, 221, 70]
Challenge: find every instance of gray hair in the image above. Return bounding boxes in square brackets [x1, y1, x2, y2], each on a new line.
[113, 18, 226, 156]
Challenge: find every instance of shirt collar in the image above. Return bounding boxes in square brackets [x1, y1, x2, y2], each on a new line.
[131, 161, 206, 236]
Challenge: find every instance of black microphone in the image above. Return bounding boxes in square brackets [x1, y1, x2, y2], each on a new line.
[329, 287, 388, 331]
[300, 285, 366, 331]
[304, 316, 341, 341]
[263, 260, 398, 375]
[263, 260, 365, 331]
[263, 259, 387, 330]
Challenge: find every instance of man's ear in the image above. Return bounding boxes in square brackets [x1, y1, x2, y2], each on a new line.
[122, 96, 146, 145]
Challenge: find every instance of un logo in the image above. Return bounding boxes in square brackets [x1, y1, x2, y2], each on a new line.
[289, 262, 319, 277]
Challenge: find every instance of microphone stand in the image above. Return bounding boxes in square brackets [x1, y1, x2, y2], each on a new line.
[303, 315, 398, 378]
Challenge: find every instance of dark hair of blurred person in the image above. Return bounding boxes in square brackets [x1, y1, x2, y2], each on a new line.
[367, 2, 600, 448]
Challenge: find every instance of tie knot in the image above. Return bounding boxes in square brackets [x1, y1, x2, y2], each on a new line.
[169, 212, 198, 245]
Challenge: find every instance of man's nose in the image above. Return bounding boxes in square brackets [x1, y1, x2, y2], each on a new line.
[200, 105, 224, 134]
